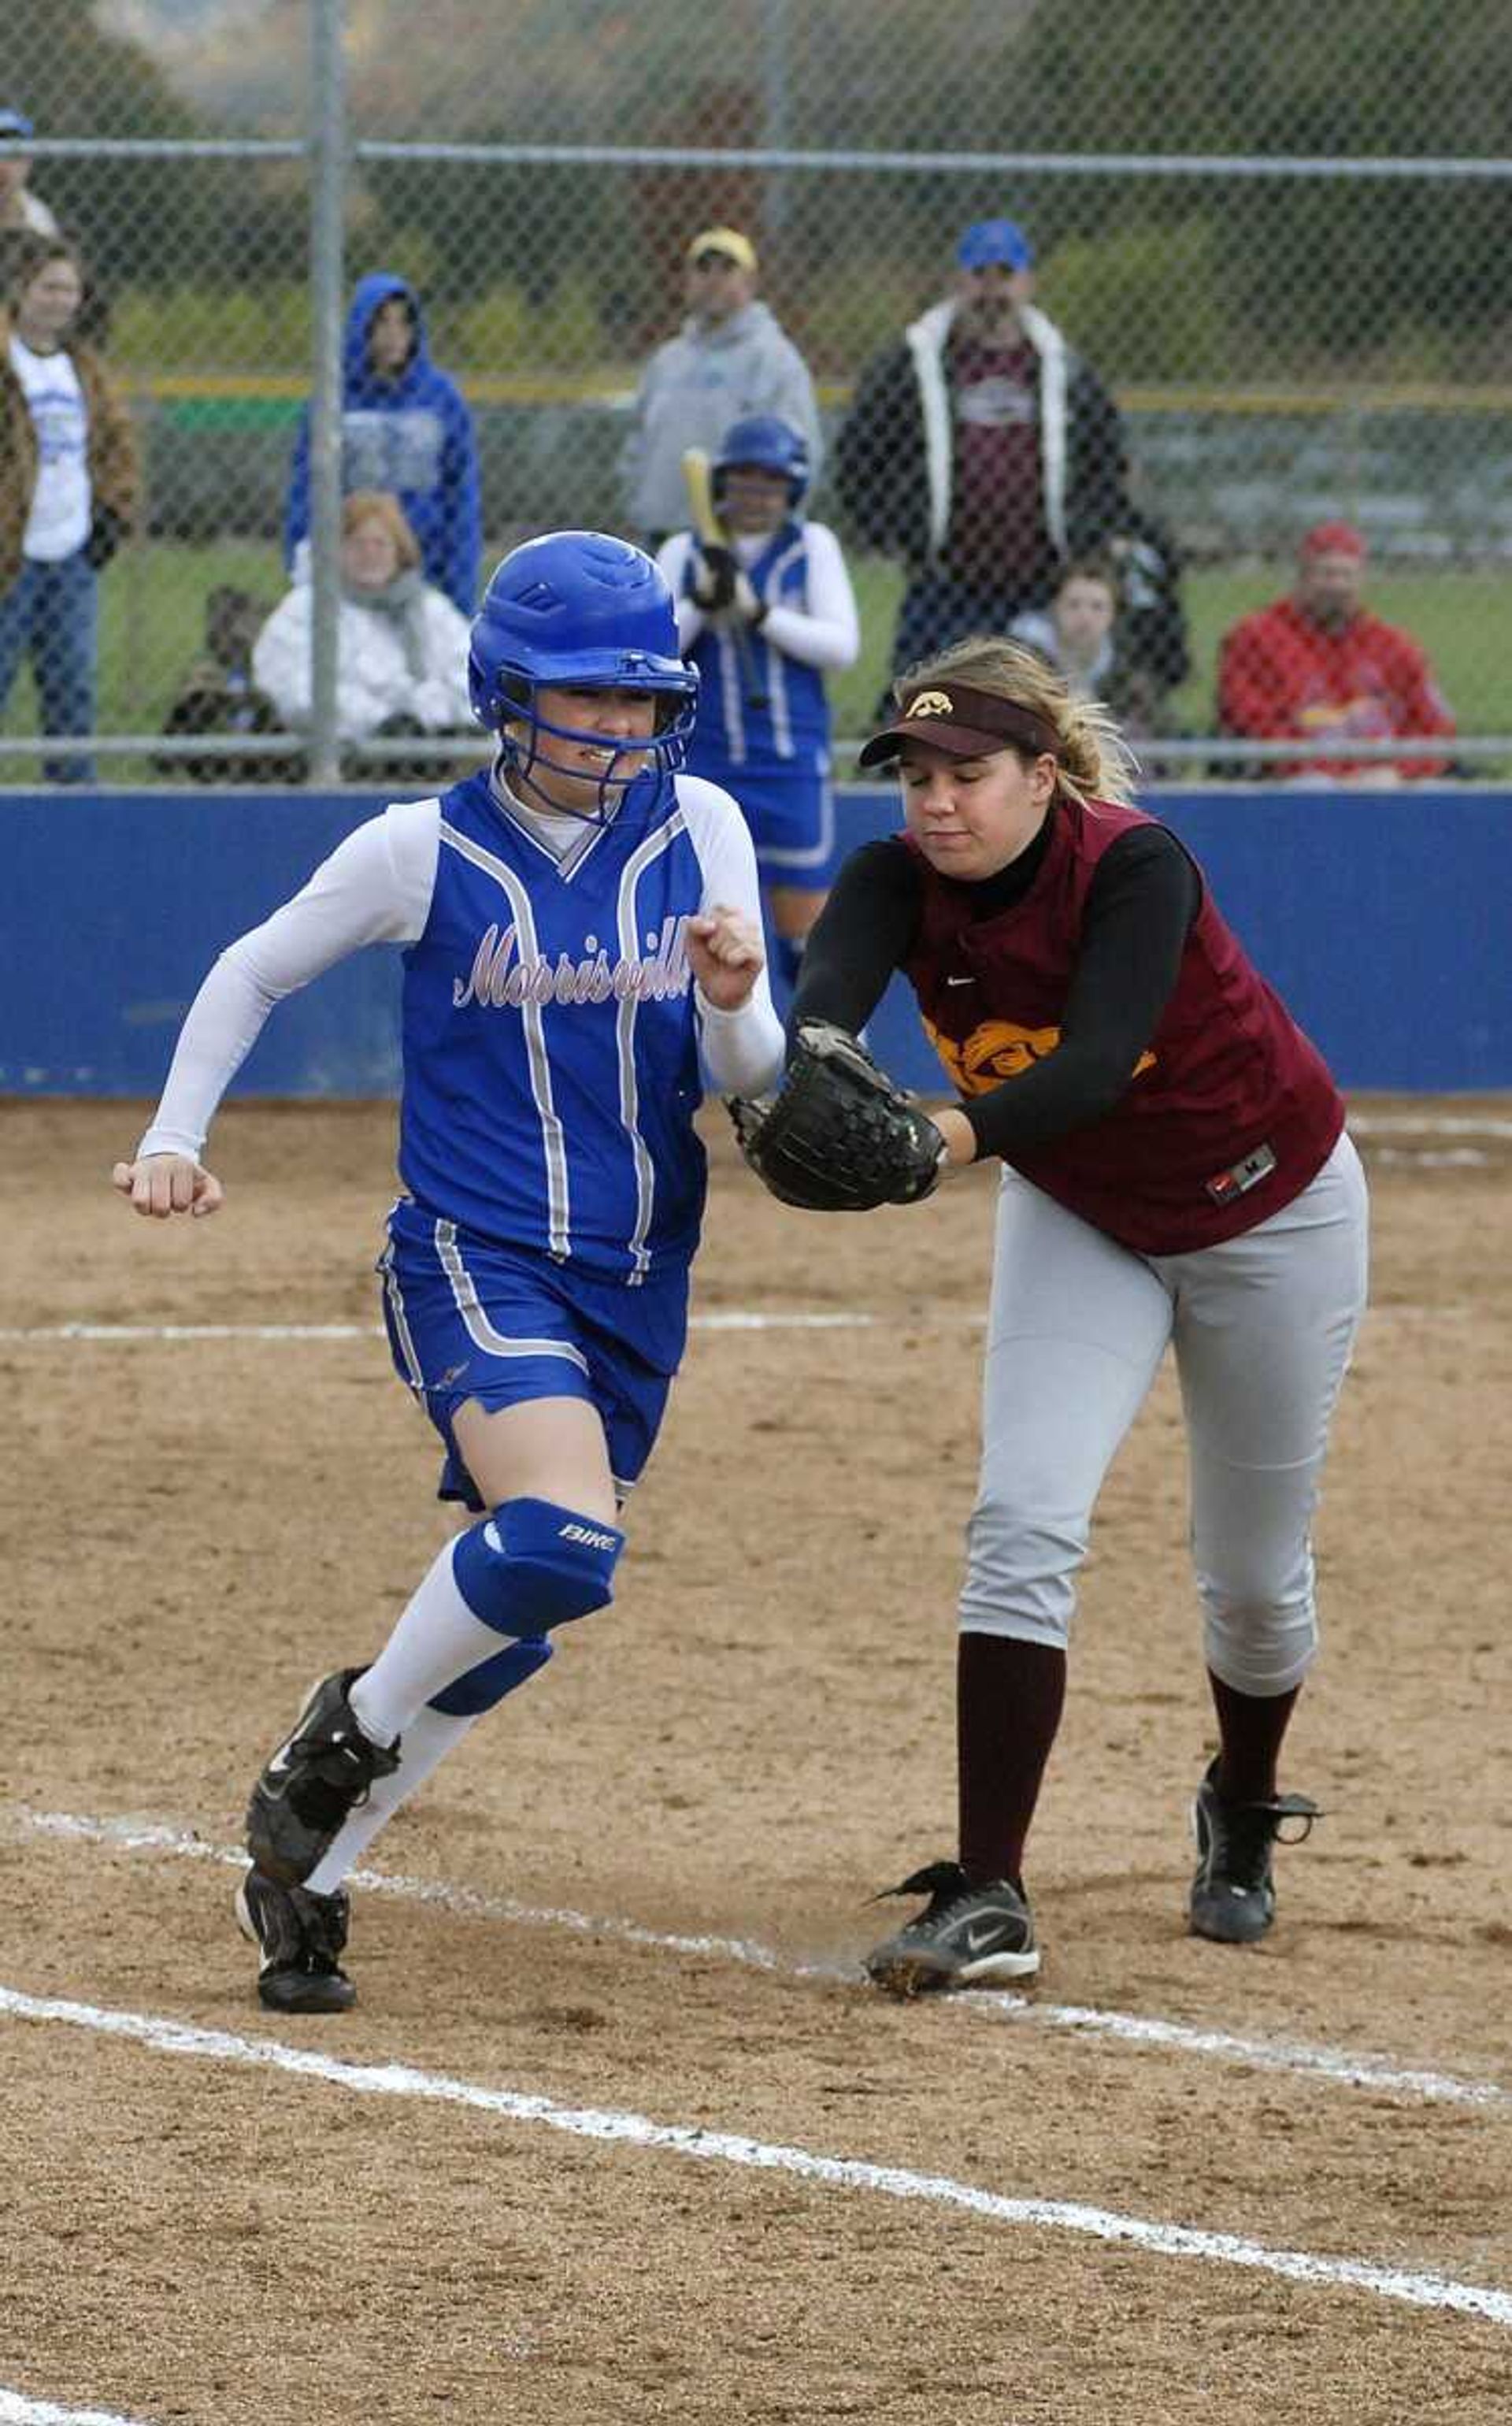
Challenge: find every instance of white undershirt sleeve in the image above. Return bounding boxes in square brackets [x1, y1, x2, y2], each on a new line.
[694, 986, 786, 1097]
[136, 801, 440, 1159]
[675, 776, 787, 1096]
[655, 533, 708, 654]
[759, 522, 861, 671]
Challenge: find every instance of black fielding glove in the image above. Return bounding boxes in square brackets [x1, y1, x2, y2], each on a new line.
[689, 543, 739, 612]
[729, 1022, 947, 1211]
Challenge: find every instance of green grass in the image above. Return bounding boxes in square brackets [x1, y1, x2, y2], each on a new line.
[0, 540, 280, 785]
[3, 542, 1508, 784]
[836, 559, 1512, 753]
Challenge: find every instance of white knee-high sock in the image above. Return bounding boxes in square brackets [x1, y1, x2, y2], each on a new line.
[303, 1702, 480, 1896]
[349, 1537, 505, 1745]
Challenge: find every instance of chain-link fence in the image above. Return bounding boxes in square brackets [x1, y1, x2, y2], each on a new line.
[2, 0, 1510, 783]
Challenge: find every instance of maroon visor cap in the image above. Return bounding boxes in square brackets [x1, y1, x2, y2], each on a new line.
[858, 681, 1060, 769]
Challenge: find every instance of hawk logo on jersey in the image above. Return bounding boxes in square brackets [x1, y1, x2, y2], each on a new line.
[907, 690, 956, 719]
[923, 1015, 1155, 1094]
[453, 917, 693, 1012]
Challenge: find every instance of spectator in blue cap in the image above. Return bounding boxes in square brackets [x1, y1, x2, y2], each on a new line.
[0, 105, 60, 239]
[956, 217, 1034, 274]
[836, 215, 1128, 692]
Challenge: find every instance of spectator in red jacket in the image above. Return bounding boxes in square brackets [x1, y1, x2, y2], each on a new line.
[1217, 521, 1455, 782]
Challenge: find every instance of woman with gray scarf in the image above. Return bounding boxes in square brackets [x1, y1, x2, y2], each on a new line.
[254, 489, 473, 747]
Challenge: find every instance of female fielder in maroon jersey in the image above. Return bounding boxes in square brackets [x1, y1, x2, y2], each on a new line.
[789, 636, 1368, 1994]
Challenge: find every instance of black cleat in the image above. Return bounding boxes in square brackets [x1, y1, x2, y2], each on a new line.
[865, 1860, 1040, 1997]
[245, 1667, 400, 1886]
[1188, 1758, 1322, 1945]
[236, 1866, 356, 2014]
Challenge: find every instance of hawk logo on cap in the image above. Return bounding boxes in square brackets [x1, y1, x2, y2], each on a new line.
[908, 690, 955, 718]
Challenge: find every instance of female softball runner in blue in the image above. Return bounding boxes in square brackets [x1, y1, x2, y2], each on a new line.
[656, 415, 859, 993]
[785, 637, 1368, 1994]
[113, 532, 785, 2014]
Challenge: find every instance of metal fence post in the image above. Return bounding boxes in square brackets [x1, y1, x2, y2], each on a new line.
[308, 0, 348, 787]
[761, 0, 791, 241]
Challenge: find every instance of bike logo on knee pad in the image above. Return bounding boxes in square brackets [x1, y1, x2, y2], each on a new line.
[560, 1521, 618, 1551]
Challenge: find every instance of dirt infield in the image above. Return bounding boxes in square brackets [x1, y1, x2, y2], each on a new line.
[3, 1096, 1510, 2426]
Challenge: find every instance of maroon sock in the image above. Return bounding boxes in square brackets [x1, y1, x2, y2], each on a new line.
[1208, 1673, 1301, 1804]
[957, 1632, 1067, 1887]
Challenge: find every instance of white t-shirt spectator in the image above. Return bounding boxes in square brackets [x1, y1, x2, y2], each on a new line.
[20, 190, 60, 236]
[9, 333, 91, 560]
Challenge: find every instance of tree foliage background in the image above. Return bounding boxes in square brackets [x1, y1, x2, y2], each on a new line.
[13, 1, 1511, 382]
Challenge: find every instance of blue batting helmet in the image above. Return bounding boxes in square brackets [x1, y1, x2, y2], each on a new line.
[712, 415, 810, 508]
[468, 531, 698, 816]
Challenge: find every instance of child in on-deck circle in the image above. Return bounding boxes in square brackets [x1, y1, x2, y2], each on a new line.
[657, 414, 860, 996]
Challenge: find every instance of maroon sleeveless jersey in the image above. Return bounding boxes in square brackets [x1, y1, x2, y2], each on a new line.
[903, 796, 1345, 1253]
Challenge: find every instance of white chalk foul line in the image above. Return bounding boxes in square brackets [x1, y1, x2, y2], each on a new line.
[0, 1299, 1486, 1343]
[0, 1311, 899, 1343]
[1369, 1148, 1490, 1167]
[13, 1807, 1509, 2117]
[0, 2392, 152, 2426]
[1348, 1114, 1512, 1139]
[2, 1982, 1507, 2329]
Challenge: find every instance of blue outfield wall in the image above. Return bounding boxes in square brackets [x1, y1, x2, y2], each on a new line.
[4, 783, 1510, 1099]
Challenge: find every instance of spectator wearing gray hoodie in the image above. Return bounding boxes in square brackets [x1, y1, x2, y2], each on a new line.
[621, 226, 823, 547]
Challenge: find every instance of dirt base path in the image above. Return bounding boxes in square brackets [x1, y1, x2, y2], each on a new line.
[2, 1096, 1509, 2425]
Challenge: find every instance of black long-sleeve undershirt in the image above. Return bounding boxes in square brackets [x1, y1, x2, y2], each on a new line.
[789, 819, 1201, 1161]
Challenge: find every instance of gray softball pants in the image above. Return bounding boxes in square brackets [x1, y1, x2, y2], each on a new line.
[958, 1133, 1369, 1695]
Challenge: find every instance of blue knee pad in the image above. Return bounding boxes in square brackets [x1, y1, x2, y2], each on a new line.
[428, 1635, 554, 1717]
[451, 1495, 624, 1641]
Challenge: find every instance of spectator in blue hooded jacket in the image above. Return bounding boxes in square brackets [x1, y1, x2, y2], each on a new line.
[283, 272, 481, 616]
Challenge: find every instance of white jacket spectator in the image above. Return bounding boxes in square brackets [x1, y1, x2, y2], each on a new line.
[253, 489, 472, 741]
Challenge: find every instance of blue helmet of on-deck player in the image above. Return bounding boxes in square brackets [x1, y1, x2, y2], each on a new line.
[712, 414, 810, 509]
[467, 531, 699, 818]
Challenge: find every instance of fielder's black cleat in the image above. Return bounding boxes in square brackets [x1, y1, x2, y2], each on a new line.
[245, 1666, 400, 1886]
[1188, 1758, 1322, 1945]
[864, 1860, 1040, 1997]
[236, 1866, 356, 2014]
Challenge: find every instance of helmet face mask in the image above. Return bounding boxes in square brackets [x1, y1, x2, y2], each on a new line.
[498, 682, 689, 822]
[469, 532, 699, 823]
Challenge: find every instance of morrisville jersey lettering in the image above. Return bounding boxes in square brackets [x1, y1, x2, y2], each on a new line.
[453, 917, 694, 1011]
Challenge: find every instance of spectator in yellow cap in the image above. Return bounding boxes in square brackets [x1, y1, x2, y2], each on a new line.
[621, 224, 822, 547]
